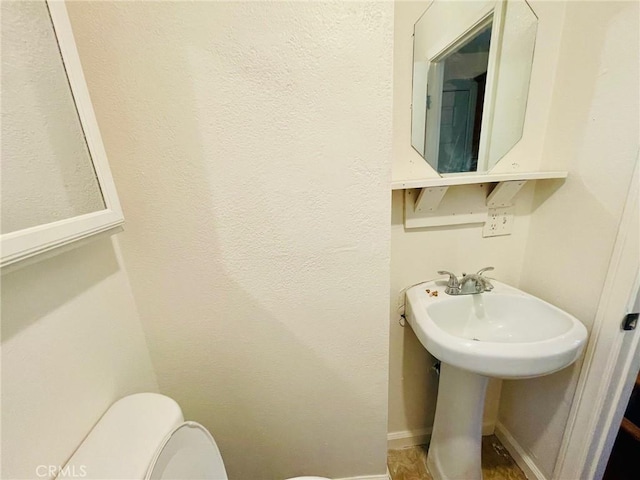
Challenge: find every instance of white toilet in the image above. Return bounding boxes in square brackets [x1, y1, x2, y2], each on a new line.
[59, 393, 329, 480]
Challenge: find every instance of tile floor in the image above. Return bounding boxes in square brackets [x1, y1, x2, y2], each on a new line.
[387, 435, 528, 480]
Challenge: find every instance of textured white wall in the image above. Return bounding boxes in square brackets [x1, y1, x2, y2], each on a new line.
[67, 2, 393, 478]
[388, 0, 566, 441]
[0, 1, 104, 234]
[1, 239, 158, 480]
[499, 1, 640, 477]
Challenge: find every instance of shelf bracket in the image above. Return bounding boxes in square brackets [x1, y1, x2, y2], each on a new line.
[415, 186, 449, 212]
[486, 180, 527, 207]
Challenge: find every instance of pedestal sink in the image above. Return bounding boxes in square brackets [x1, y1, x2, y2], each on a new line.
[405, 279, 588, 480]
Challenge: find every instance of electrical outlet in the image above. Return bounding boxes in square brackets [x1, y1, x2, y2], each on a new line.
[483, 207, 514, 237]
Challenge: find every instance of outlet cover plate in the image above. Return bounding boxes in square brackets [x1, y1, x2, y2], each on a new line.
[483, 207, 514, 237]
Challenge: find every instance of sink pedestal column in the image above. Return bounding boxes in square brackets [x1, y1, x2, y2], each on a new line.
[427, 363, 489, 480]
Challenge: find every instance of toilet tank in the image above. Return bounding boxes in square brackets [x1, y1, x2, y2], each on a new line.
[58, 393, 184, 480]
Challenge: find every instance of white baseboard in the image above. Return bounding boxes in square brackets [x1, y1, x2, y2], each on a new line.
[495, 422, 548, 480]
[333, 474, 390, 480]
[482, 419, 496, 436]
[387, 421, 495, 450]
[387, 427, 432, 449]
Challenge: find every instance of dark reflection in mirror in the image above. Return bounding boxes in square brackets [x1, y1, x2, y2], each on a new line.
[435, 24, 491, 173]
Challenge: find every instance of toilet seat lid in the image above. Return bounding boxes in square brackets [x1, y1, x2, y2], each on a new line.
[146, 421, 228, 480]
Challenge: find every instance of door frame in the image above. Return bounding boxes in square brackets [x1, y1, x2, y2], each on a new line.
[554, 153, 640, 480]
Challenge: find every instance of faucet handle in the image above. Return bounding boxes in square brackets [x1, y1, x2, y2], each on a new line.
[437, 270, 459, 288]
[477, 266, 494, 276]
[476, 267, 494, 291]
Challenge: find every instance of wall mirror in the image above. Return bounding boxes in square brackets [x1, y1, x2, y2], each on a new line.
[1, 0, 123, 269]
[411, 0, 537, 174]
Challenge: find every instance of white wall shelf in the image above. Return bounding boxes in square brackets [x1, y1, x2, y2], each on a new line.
[392, 170, 568, 190]
[400, 171, 568, 229]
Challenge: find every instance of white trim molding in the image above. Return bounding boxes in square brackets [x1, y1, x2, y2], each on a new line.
[334, 474, 390, 480]
[387, 420, 496, 450]
[387, 427, 432, 450]
[495, 422, 547, 480]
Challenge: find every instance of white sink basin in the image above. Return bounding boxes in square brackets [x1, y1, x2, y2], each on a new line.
[406, 279, 588, 379]
[405, 278, 588, 480]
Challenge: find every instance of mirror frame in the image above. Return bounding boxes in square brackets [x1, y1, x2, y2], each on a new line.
[1, 0, 124, 269]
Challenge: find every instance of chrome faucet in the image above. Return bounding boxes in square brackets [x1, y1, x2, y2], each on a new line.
[437, 267, 494, 295]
